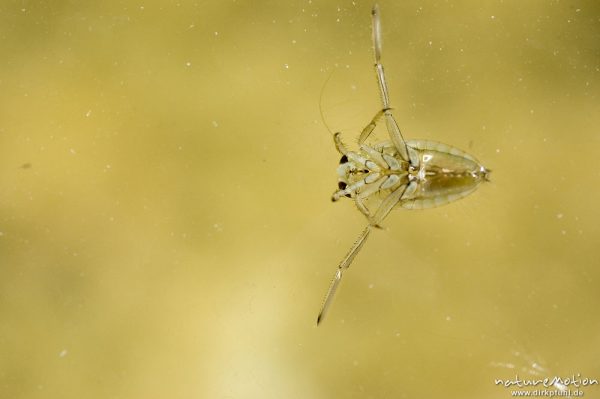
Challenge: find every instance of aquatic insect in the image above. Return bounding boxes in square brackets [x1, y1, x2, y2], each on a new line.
[317, 4, 490, 325]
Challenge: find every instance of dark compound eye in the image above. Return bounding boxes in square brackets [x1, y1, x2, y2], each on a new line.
[338, 181, 347, 190]
[339, 155, 348, 164]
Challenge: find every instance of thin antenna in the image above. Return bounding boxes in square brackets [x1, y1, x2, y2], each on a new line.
[319, 68, 337, 136]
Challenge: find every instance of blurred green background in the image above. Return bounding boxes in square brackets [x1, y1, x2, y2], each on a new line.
[1, 1, 599, 398]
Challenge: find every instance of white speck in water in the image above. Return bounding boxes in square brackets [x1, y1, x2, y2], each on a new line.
[491, 15, 496, 20]
[140, 5, 144, 10]
[59, 349, 68, 358]
[446, 315, 452, 321]
[496, 148, 501, 153]
[368, 283, 374, 289]
[85, 110, 92, 117]
[186, 62, 191, 67]
[556, 213, 563, 219]
[212, 121, 219, 128]
[284, 63, 289, 69]
[561, 230, 567, 235]
[214, 31, 218, 36]
[0, 232, 4, 237]
[70, 148, 76, 154]
[291, 39, 296, 44]
[530, 109, 534, 114]
[213, 223, 223, 232]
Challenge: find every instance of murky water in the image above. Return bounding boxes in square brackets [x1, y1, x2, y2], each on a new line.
[1, 1, 599, 398]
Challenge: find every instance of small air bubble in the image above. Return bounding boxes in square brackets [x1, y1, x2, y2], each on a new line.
[212, 121, 219, 128]
[556, 213, 563, 219]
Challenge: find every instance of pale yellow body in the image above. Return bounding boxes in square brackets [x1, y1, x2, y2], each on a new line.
[317, 5, 489, 325]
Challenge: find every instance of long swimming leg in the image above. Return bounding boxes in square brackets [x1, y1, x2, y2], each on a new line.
[317, 225, 371, 325]
[371, 4, 410, 163]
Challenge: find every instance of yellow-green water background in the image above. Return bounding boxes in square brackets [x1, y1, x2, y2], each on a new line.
[1, 1, 599, 398]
